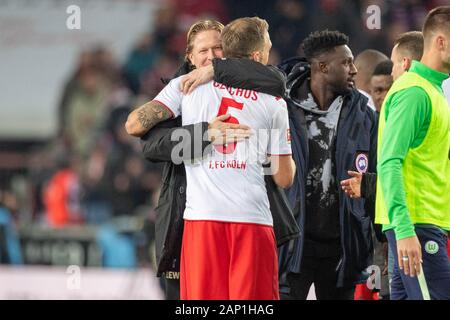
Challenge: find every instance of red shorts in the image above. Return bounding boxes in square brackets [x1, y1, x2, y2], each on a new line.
[354, 283, 379, 300]
[180, 220, 279, 300]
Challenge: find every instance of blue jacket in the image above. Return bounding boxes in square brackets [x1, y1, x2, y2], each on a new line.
[278, 58, 378, 291]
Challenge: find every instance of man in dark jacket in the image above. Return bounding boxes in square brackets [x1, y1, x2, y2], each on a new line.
[275, 31, 377, 299]
[140, 59, 298, 299]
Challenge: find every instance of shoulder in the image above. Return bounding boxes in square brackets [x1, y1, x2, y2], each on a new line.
[348, 89, 373, 115]
[391, 86, 429, 103]
[347, 90, 377, 125]
[167, 75, 184, 88]
[259, 93, 288, 110]
[388, 86, 430, 115]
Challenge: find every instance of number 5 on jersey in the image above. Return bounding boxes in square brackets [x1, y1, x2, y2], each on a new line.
[215, 97, 244, 154]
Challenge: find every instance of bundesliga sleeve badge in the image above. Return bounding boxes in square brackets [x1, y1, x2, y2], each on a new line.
[355, 153, 368, 174]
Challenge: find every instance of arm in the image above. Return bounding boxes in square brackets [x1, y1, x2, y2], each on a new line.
[378, 87, 431, 239]
[378, 87, 431, 276]
[340, 109, 378, 201]
[268, 99, 294, 188]
[364, 108, 378, 221]
[180, 58, 286, 97]
[271, 155, 296, 188]
[141, 115, 252, 163]
[125, 100, 173, 137]
[126, 77, 184, 137]
[340, 171, 376, 202]
[213, 58, 286, 97]
[141, 117, 209, 163]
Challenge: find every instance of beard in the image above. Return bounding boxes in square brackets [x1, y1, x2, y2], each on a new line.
[333, 82, 353, 96]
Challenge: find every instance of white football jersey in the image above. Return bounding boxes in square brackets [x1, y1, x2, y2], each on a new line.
[153, 76, 292, 226]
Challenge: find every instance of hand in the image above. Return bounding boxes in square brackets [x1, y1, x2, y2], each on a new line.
[340, 170, 362, 198]
[180, 64, 214, 94]
[397, 235, 423, 277]
[207, 114, 252, 145]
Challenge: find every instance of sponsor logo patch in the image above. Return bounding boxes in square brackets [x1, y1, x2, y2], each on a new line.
[355, 153, 368, 173]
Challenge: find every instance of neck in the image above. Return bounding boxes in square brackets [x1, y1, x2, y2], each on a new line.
[310, 77, 336, 111]
[421, 51, 450, 74]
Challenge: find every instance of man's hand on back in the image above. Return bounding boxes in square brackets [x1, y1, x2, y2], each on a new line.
[207, 114, 252, 145]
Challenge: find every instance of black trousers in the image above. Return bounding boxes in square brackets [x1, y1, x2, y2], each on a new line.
[164, 278, 180, 300]
[284, 255, 355, 300]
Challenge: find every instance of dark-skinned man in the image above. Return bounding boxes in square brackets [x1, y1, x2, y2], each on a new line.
[274, 30, 377, 300]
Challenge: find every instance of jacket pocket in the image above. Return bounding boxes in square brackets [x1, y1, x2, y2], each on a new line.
[347, 212, 373, 273]
[349, 198, 368, 221]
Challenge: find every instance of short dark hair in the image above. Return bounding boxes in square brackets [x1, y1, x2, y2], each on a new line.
[423, 6, 450, 42]
[372, 60, 393, 77]
[394, 31, 423, 61]
[301, 30, 349, 62]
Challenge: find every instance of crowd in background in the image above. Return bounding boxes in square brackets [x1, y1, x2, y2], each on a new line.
[0, 0, 448, 271]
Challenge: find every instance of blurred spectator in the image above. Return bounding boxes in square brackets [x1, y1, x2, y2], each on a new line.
[0, 206, 23, 264]
[271, 0, 311, 60]
[354, 49, 388, 110]
[80, 140, 112, 225]
[92, 46, 123, 87]
[169, 0, 229, 29]
[138, 55, 179, 100]
[57, 50, 95, 137]
[43, 154, 83, 227]
[123, 34, 162, 94]
[63, 66, 110, 159]
[97, 224, 137, 268]
[310, 0, 367, 54]
[223, 0, 276, 20]
[370, 60, 394, 113]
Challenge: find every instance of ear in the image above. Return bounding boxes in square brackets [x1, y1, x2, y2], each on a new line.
[402, 57, 412, 72]
[319, 61, 328, 74]
[188, 53, 194, 66]
[250, 51, 261, 63]
[437, 34, 446, 51]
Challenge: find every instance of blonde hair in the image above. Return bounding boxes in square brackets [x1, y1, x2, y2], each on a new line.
[221, 17, 268, 59]
[185, 20, 224, 68]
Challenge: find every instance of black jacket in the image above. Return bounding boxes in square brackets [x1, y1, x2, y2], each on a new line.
[142, 59, 299, 277]
[277, 58, 378, 290]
